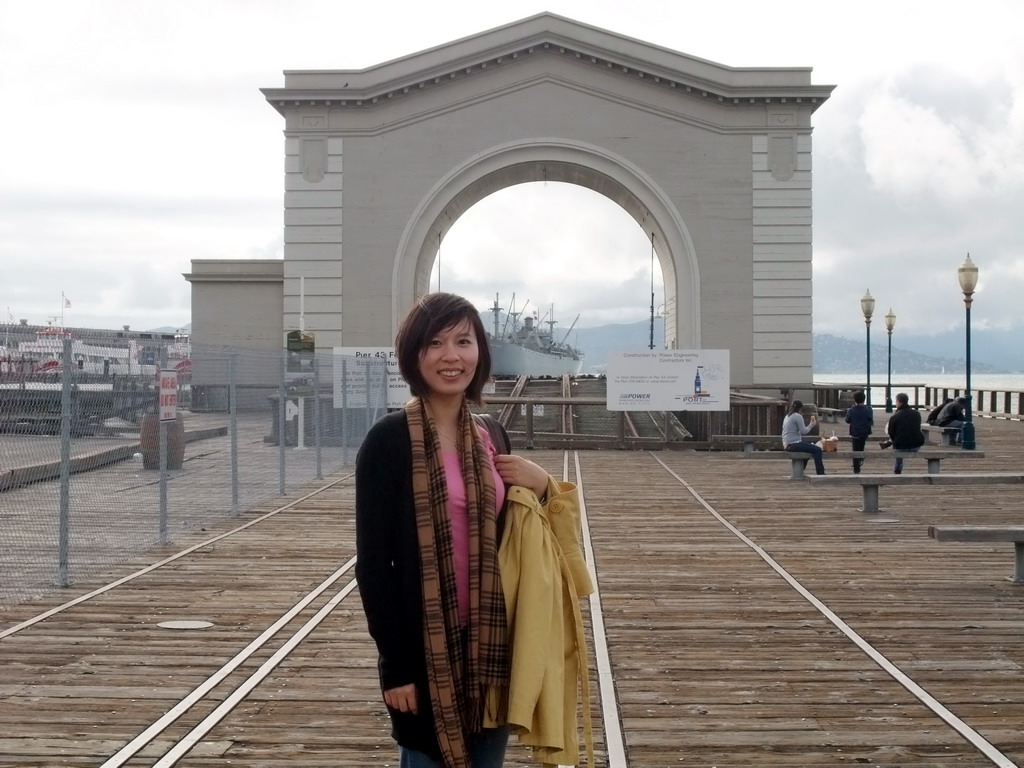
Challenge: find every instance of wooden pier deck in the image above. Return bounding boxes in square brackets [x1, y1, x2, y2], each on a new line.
[1, 418, 1022, 767]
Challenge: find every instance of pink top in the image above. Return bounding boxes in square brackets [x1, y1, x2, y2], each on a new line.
[442, 429, 506, 627]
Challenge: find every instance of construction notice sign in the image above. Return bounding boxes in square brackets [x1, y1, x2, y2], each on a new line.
[159, 369, 178, 421]
[606, 349, 730, 411]
[333, 348, 410, 409]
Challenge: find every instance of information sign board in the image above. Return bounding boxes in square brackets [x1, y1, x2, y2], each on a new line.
[606, 349, 730, 411]
[333, 348, 410, 409]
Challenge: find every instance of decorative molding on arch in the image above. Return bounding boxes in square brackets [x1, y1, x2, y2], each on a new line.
[392, 138, 699, 348]
[263, 12, 833, 116]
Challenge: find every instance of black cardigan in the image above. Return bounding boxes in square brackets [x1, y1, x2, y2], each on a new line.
[355, 411, 437, 755]
[354, 410, 510, 756]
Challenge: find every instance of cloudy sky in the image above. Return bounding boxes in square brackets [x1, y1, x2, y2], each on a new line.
[2, 0, 1021, 341]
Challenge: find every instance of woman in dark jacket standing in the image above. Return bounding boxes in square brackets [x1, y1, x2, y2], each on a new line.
[355, 292, 550, 768]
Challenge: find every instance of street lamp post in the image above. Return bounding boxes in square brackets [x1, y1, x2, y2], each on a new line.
[884, 309, 896, 413]
[860, 290, 875, 408]
[958, 255, 979, 450]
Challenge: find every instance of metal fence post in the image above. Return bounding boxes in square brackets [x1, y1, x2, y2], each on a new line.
[229, 353, 239, 515]
[57, 337, 72, 588]
[314, 355, 322, 480]
[378, 359, 388, 424]
[363, 358, 373, 446]
[278, 354, 286, 496]
[158, 347, 168, 546]
[341, 357, 349, 467]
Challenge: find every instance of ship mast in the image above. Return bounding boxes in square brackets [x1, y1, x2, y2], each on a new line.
[511, 299, 529, 335]
[490, 293, 501, 338]
[545, 303, 558, 338]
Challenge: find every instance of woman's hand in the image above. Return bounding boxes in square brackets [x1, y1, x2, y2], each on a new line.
[493, 454, 550, 499]
[383, 683, 418, 715]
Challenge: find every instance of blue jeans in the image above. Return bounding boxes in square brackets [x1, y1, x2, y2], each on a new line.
[786, 441, 825, 475]
[399, 727, 510, 768]
[894, 446, 919, 473]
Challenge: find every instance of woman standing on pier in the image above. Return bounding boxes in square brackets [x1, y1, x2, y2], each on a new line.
[354, 292, 550, 768]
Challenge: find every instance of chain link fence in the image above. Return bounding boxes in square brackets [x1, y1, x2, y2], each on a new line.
[0, 338, 388, 609]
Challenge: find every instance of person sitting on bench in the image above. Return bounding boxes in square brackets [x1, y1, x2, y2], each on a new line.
[926, 398, 952, 426]
[935, 397, 967, 444]
[886, 392, 925, 473]
[781, 399, 825, 476]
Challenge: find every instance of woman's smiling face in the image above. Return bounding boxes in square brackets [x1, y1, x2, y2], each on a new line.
[418, 318, 479, 400]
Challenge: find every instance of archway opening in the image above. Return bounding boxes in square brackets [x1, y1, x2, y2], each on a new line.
[427, 182, 672, 372]
[397, 146, 696, 355]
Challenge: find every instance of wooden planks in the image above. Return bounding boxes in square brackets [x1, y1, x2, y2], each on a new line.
[0, 421, 1022, 766]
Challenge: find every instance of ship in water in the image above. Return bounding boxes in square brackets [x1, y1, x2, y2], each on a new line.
[486, 294, 584, 377]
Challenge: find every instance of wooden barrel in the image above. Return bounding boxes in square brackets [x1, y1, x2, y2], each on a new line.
[140, 413, 185, 470]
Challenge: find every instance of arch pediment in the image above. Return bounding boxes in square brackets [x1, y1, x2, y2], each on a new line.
[262, 12, 832, 117]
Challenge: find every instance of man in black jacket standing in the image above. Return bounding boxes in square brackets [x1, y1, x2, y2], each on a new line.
[886, 392, 925, 474]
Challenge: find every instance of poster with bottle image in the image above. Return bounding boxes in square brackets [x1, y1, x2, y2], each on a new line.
[606, 349, 730, 411]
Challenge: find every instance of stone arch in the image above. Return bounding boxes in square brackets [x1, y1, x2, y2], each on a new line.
[394, 139, 695, 349]
[232, 12, 835, 386]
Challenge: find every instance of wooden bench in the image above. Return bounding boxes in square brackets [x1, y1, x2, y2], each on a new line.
[748, 449, 984, 480]
[710, 434, 782, 457]
[928, 526, 1024, 584]
[807, 472, 1023, 514]
[921, 424, 962, 446]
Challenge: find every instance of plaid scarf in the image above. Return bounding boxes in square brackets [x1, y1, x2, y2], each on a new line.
[405, 397, 508, 768]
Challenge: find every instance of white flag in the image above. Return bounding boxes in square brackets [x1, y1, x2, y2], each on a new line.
[64, 298, 72, 308]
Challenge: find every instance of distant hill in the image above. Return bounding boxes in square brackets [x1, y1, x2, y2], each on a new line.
[884, 328, 1023, 373]
[147, 324, 191, 334]
[573, 320, 665, 373]
[811, 333, 1002, 375]
[568, 322, 1013, 374]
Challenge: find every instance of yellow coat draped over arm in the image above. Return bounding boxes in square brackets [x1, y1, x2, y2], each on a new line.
[485, 478, 594, 767]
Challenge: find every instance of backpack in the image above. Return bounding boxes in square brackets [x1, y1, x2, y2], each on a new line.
[474, 413, 511, 455]
[474, 413, 512, 537]
[925, 401, 947, 426]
